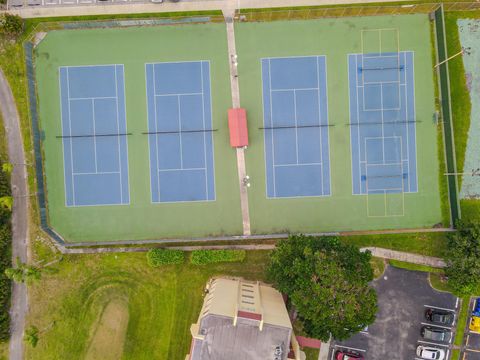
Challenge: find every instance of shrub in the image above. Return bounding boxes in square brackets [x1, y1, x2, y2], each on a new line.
[0, 14, 24, 37]
[146, 249, 184, 266]
[0, 163, 11, 340]
[190, 249, 246, 265]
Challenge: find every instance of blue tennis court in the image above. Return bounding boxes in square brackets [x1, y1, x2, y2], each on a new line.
[59, 64, 130, 207]
[348, 52, 417, 195]
[261, 56, 331, 198]
[145, 61, 215, 203]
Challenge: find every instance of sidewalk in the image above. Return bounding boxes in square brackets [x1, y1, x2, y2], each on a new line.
[3, 0, 411, 19]
[361, 246, 446, 268]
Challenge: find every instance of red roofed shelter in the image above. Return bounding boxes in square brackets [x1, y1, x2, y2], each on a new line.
[228, 108, 248, 148]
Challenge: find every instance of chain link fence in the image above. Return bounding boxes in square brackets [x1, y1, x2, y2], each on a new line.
[236, 2, 480, 22]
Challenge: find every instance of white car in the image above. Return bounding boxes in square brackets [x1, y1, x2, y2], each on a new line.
[416, 345, 445, 360]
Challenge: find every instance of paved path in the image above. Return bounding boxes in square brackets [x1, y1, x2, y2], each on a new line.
[62, 244, 446, 271]
[361, 247, 446, 268]
[0, 68, 29, 360]
[3, 0, 411, 19]
[224, 7, 251, 236]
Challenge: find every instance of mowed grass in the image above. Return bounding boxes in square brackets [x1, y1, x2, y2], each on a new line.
[26, 251, 270, 360]
[444, 11, 480, 219]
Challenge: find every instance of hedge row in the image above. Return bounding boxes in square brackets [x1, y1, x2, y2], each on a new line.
[146, 249, 184, 266]
[190, 250, 246, 265]
[146, 249, 246, 267]
[0, 165, 11, 340]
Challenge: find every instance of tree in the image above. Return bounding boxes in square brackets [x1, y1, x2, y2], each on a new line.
[0, 196, 13, 211]
[24, 326, 39, 348]
[5, 258, 41, 284]
[445, 220, 480, 295]
[1, 163, 13, 176]
[267, 235, 377, 341]
[0, 14, 24, 37]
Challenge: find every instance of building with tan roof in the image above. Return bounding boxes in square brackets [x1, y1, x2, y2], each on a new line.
[186, 277, 306, 360]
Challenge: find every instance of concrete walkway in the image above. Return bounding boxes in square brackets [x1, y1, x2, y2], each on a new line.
[3, 0, 411, 19]
[0, 68, 29, 360]
[223, 7, 251, 236]
[61, 244, 446, 270]
[361, 247, 446, 268]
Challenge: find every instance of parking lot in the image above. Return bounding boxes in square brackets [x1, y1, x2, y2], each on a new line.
[330, 265, 459, 359]
[463, 298, 480, 360]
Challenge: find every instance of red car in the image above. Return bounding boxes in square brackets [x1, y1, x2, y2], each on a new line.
[335, 349, 365, 360]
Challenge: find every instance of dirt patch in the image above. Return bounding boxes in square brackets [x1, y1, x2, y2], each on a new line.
[85, 298, 129, 360]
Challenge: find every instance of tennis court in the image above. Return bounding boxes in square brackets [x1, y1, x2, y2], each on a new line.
[145, 61, 215, 203]
[261, 56, 330, 198]
[59, 64, 130, 207]
[348, 51, 418, 201]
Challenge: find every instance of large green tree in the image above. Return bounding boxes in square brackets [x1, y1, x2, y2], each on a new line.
[445, 220, 480, 295]
[267, 235, 377, 341]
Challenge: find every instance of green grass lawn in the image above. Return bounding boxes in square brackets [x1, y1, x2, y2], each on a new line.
[26, 250, 270, 359]
[303, 347, 320, 360]
[341, 231, 449, 258]
[444, 11, 480, 219]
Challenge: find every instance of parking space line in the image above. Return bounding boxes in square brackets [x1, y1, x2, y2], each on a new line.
[421, 322, 453, 330]
[456, 298, 460, 309]
[465, 348, 480, 353]
[333, 345, 367, 352]
[417, 340, 449, 348]
[446, 349, 450, 360]
[424, 304, 457, 312]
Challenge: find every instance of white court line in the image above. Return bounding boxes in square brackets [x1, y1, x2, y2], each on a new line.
[268, 58, 276, 197]
[200, 61, 208, 200]
[152, 64, 162, 202]
[410, 51, 419, 193]
[69, 96, 116, 101]
[317, 55, 326, 196]
[293, 89, 299, 164]
[144, 64, 154, 203]
[205, 60, 216, 202]
[274, 162, 323, 167]
[271, 87, 319, 92]
[177, 96, 184, 169]
[424, 305, 457, 312]
[114, 64, 124, 204]
[158, 168, 206, 172]
[58, 68, 69, 207]
[73, 171, 120, 175]
[66, 67, 76, 206]
[91, 99, 98, 173]
[155, 92, 203, 97]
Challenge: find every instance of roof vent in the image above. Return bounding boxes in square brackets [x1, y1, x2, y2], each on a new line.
[273, 344, 284, 360]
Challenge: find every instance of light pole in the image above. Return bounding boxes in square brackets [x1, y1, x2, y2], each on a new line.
[434, 46, 472, 68]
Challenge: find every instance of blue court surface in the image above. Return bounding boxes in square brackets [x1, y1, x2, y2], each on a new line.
[59, 64, 130, 207]
[145, 61, 215, 203]
[261, 56, 331, 198]
[348, 52, 418, 195]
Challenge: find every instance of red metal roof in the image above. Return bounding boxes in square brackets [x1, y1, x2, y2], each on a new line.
[228, 108, 248, 148]
[237, 310, 262, 321]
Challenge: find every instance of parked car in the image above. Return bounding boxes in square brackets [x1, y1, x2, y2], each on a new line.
[421, 326, 452, 342]
[416, 345, 445, 360]
[470, 316, 480, 332]
[425, 308, 454, 326]
[335, 349, 364, 360]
